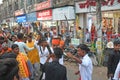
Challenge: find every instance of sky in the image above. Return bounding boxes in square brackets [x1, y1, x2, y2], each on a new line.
[0, 0, 2, 4]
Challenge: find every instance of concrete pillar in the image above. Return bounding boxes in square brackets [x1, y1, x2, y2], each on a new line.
[78, 13, 87, 42]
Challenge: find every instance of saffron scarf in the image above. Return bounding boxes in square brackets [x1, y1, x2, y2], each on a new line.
[17, 53, 30, 78]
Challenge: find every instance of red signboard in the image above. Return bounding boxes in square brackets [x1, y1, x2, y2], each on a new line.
[118, 0, 120, 3]
[36, 0, 51, 11]
[79, 0, 115, 8]
[14, 9, 24, 16]
[37, 9, 52, 20]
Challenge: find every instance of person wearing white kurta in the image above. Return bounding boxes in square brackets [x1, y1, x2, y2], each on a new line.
[38, 46, 51, 64]
[79, 54, 93, 80]
[35, 40, 52, 80]
[113, 61, 120, 80]
[67, 44, 93, 80]
[34, 40, 50, 64]
[35, 40, 64, 65]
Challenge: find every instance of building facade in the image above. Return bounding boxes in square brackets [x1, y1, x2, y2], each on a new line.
[75, 0, 120, 34]
[0, 0, 77, 22]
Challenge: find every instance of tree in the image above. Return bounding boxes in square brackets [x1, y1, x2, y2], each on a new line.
[96, 0, 103, 65]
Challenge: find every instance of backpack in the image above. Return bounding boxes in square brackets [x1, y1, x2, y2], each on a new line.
[0, 58, 19, 80]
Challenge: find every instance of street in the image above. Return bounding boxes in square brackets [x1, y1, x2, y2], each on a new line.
[65, 61, 108, 80]
[34, 61, 108, 80]
[0, 0, 120, 80]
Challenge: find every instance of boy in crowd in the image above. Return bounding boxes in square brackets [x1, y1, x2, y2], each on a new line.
[107, 40, 120, 79]
[43, 47, 67, 80]
[11, 44, 31, 80]
[67, 44, 93, 80]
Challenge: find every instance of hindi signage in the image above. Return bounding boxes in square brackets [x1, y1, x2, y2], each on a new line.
[36, 0, 51, 11]
[37, 9, 52, 20]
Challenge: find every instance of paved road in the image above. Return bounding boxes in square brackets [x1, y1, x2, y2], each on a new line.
[34, 61, 108, 80]
[65, 61, 108, 80]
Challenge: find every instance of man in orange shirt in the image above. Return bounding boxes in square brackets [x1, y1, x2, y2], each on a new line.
[1, 42, 12, 55]
[58, 34, 65, 50]
[26, 35, 39, 64]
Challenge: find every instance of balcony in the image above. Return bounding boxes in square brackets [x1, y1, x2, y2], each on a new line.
[26, 4, 36, 13]
[52, 0, 74, 8]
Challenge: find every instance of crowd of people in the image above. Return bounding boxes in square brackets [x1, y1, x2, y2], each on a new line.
[0, 25, 120, 80]
[0, 24, 93, 80]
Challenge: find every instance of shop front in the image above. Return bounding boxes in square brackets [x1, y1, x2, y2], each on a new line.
[26, 12, 37, 32]
[16, 15, 27, 23]
[52, 6, 75, 36]
[102, 11, 120, 34]
[7, 17, 16, 28]
[27, 12, 37, 22]
[1, 17, 16, 29]
[75, 0, 120, 34]
[35, 0, 53, 32]
[14, 9, 27, 27]
[36, 9, 53, 29]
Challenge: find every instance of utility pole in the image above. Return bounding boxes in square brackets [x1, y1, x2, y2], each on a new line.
[96, 0, 103, 65]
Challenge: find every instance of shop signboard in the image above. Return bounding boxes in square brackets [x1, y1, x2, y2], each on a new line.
[71, 38, 80, 46]
[76, 0, 120, 13]
[36, 0, 51, 11]
[27, 12, 37, 22]
[14, 9, 24, 16]
[53, 6, 75, 20]
[16, 15, 27, 23]
[37, 9, 52, 20]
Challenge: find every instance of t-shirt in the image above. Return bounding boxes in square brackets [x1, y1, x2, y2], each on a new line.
[14, 41, 34, 55]
[26, 40, 40, 64]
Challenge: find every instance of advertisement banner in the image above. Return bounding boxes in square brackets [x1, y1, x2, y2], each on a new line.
[14, 9, 24, 16]
[36, 0, 51, 11]
[71, 38, 80, 46]
[53, 6, 75, 20]
[76, 0, 120, 13]
[27, 12, 37, 22]
[16, 15, 27, 23]
[37, 9, 52, 20]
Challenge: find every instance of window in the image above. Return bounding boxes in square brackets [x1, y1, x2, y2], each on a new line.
[32, 0, 35, 4]
[20, 0, 24, 9]
[36, 0, 47, 3]
[8, 4, 12, 13]
[14, 1, 18, 10]
[27, 0, 32, 6]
